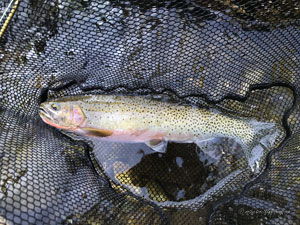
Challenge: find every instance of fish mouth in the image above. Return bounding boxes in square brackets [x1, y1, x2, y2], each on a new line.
[39, 107, 51, 120]
[39, 107, 46, 113]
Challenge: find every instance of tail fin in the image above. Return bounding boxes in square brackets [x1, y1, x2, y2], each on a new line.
[243, 120, 280, 173]
[194, 119, 281, 173]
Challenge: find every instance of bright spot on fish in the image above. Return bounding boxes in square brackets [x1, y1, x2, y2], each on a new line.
[176, 157, 183, 167]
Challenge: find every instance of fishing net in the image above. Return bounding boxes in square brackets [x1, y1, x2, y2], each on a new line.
[0, 0, 300, 224]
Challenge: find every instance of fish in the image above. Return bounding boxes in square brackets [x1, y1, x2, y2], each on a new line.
[39, 95, 279, 171]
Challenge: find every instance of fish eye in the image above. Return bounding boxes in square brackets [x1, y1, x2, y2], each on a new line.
[51, 103, 60, 111]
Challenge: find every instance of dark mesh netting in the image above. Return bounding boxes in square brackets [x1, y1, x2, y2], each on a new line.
[1, 0, 300, 224]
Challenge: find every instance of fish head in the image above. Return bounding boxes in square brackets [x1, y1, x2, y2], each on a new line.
[39, 101, 86, 130]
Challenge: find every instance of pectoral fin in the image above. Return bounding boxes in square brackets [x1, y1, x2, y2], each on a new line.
[145, 140, 168, 153]
[80, 127, 113, 137]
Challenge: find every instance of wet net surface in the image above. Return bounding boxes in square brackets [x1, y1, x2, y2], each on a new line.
[0, 0, 300, 224]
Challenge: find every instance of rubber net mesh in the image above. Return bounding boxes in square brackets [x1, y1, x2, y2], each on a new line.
[0, 0, 300, 224]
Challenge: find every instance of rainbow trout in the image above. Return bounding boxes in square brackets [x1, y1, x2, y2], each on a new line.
[39, 95, 279, 171]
